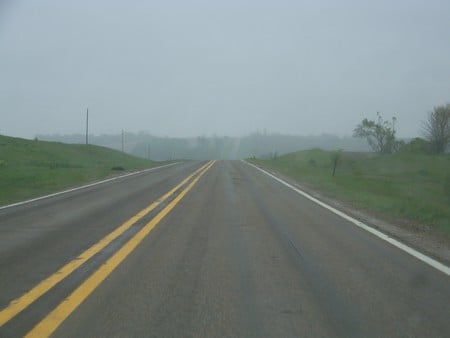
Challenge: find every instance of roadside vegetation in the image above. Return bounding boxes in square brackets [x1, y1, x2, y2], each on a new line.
[353, 104, 449, 155]
[422, 103, 450, 154]
[249, 148, 450, 236]
[0, 135, 162, 206]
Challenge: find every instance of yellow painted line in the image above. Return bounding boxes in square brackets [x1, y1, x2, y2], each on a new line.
[0, 161, 212, 327]
[25, 160, 215, 338]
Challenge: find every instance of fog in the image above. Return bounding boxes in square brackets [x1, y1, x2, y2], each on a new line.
[1, 0, 449, 139]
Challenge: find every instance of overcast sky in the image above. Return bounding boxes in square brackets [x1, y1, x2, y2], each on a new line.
[1, 0, 449, 139]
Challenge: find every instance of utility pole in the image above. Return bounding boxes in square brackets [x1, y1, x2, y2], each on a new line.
[121, 130, 124, 152]
[147, 144, 151, 160]
[85, 108, 89, 145]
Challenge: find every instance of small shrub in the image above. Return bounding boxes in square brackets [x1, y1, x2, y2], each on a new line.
[330, 150, 342, 177]
[111, 166, 125, 171]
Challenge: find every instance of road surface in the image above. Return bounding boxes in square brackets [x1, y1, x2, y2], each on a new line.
[0, 160, 449, 337]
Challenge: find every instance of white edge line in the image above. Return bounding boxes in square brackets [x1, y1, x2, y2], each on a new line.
[243, 160, 450, 276]
[0, 162, 180, 211]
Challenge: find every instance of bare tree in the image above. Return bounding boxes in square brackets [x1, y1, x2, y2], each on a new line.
[330, 150, 342, 176]
[422, 104, 450, 153]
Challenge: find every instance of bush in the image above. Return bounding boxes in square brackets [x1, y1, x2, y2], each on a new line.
[400, 138, 431, 154]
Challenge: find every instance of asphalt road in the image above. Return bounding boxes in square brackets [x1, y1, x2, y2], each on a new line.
[0, 160, 449, 337]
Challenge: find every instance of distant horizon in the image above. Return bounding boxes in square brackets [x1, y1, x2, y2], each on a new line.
[0, 130, 424, 140]
[3, 129, 420, 141]
[3, 130, 372, 160]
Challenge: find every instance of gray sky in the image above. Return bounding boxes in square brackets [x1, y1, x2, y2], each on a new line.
[1, 0, 449, 139]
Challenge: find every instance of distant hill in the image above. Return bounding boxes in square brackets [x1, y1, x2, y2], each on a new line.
[0, 134, 158, 206]
[36, 132, 371, 160]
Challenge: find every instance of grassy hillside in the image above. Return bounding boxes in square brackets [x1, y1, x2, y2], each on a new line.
[0, 135, 162, 206]
[249, 149, 450, 236]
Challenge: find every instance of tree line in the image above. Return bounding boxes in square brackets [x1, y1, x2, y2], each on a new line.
[353, 103, 450, 154]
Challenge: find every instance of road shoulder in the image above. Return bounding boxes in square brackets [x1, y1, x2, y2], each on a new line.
[246, 161, 450, 267]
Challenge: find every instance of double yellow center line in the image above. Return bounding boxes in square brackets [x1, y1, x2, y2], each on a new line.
[0, 160, 215, 337]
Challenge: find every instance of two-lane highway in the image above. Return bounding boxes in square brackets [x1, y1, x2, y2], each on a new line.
[0, 161, 449, 337]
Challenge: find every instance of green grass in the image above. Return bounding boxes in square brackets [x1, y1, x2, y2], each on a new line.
[0, 135, 165, 206]
[249, 149, 450, 236]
